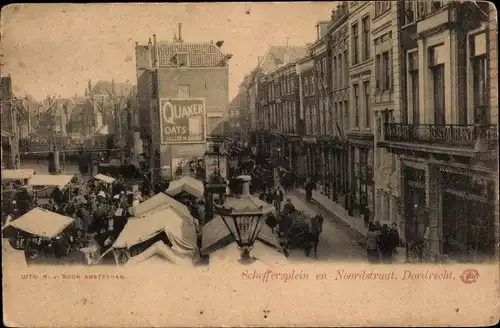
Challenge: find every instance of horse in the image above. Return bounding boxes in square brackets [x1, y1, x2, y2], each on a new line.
[305, 214, 324, 259]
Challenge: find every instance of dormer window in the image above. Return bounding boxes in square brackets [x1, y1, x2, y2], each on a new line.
[430, 1, 443, 13]
[177, 53, 188, 67]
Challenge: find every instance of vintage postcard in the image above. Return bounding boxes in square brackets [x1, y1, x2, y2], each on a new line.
[1, 2, 499, 327]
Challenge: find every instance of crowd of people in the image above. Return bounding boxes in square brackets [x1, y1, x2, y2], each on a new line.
[1, 169, 209, 265]
[365, 221, 400, 264]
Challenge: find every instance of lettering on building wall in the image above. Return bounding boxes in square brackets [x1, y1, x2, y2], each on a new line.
[159, 98, 206, 144]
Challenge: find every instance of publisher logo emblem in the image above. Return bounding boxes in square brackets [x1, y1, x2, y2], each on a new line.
[460, 269, 479, 284]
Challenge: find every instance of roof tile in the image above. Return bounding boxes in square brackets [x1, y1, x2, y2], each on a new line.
[156, 42, 227, 68]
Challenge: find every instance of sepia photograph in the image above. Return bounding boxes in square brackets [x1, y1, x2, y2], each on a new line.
[1, 1, 499, 327]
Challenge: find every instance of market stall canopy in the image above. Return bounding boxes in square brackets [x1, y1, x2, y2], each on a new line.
[165, 176, 204, 199]
[112, 207, 198, 258]
[201, 216, 281, 254]
[125, 241, 194, 267]
[1, 169, 35, 181]
[130, 192, 191, 219]
[29, 174, 74, 189]
[209, 240, 287, 267]
[5, 207, 74, 239]
[93, 174, 116, 184]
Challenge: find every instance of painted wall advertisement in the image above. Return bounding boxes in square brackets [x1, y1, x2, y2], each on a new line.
[160, 98, 206, 144]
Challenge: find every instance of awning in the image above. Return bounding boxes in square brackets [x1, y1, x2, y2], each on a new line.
[112, 207, 198, 258]
[201, 215, 232, 252]
[165, 176, 204, 198]
[130, 192, 193, 221]
[93, 174, 116, 184]
[125, 241, 194, 267]
[5, 207, 74, 239]
[29, 174, 74, 189]
[1, 169, 35, 181]
[93, 125, 109, 136]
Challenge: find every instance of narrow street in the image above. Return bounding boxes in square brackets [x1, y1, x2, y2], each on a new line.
[280, 191, 367, 263]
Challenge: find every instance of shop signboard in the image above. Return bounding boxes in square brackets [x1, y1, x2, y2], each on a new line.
[159, 98, 206, 144]
[204, 154, 228, 180]
[171, 157, 204, 179]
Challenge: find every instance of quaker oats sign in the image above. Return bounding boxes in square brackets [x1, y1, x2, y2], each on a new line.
[160, 98, 206, 144]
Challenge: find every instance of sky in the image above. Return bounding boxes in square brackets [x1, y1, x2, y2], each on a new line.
[1, 2, 336, 103]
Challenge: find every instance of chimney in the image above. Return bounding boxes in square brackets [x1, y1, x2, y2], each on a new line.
[135, 41, 138, 48]
[257, 56, 262, 66]
[178, 23, 183, 42]
[153, 34, 157, 44]
[148, 37, 152, 49]
[237, 175, 251, 197]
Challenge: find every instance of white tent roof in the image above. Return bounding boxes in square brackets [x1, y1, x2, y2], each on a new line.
[93, 174, 115, 184]
[6, 207, 74, 239]
[29, 174, 74, 188]
[131, 192, 191, 219]
[209, 240, 288, 267]
[112, 207, 198, 257]
[125, 241, 194, 267]
[1, 169, 35, 181]
[166, 176, 204, 198]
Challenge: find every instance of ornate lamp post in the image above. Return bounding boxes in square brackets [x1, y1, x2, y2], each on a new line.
[215, 175, 275, 263]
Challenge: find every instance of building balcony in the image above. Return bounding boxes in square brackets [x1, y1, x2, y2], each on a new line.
[380, 123, 498, 158]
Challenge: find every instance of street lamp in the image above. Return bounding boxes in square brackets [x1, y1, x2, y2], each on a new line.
[214, 175, 275, 263]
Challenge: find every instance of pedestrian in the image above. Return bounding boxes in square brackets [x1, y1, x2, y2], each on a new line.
[366, 222, 381, 264]
[274, 187, 284, 215]
[379, 224, 394, 264]
[390, 223, 400, 253]
[266, 212, 278, 235]
[363, 207, 370, 228]
[283, 198, 296, 214]
[305, 178, 315, 203]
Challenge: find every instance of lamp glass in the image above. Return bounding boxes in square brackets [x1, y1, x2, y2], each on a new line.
[221, 215, 241, 243]
[220, 214, 267, 247]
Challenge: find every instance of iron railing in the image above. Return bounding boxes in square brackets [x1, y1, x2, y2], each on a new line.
[385, 123, 498, 149]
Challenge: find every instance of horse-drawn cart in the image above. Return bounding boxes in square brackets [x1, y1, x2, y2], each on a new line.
[278, 211, 313, 256]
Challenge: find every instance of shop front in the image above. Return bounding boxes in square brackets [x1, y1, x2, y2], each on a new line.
[440, 169, 496, 262]
[349, 143, 374, 220]
[402, 165, 428, 244]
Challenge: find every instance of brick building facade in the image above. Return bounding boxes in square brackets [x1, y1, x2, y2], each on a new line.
[378, 1, 498, 261]
[244, 1, 498, 261]
[135, 28, 232, 181]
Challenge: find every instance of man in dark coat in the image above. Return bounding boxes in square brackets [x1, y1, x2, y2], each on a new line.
[390, 223, 400, 253]
[378, 224, 394, 264]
